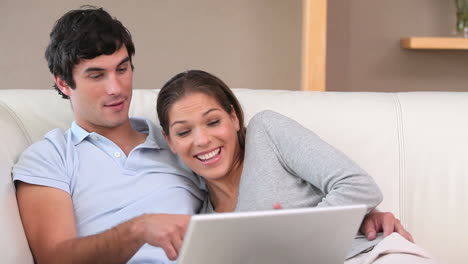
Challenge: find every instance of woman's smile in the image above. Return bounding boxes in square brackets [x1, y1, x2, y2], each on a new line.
[194, 147, 222, 164]
[165, 92, 242, 181]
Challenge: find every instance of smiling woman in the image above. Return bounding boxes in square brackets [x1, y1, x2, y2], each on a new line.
[164, 92, 243, 189]
[157, 70, 246, 212]
[156, 69, 439, 264]
[156, 70, 382, 215]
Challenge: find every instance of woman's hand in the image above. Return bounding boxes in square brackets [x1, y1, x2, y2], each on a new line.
[360, 209, 414, 242]
[272, 202, 283, 209]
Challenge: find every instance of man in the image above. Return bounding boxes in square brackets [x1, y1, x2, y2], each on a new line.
[13, 6, 414, 264]
[13, 6, 203, 263]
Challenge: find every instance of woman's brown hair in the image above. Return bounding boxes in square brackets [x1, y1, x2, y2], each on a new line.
[156, 70, 247, 149]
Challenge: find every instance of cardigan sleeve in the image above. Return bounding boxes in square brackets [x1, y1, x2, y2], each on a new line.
[247, 110, 383, 211]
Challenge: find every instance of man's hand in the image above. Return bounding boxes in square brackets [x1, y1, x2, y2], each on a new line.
[139, 214, 191, 260]
[360, 209, 414, 242]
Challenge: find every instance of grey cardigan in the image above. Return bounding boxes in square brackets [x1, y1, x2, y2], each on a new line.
[200, 110, 384, 258]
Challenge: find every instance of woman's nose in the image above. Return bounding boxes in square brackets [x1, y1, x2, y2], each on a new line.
[194, 129, 210, 147]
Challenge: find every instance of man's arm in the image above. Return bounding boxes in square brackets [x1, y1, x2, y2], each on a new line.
[17, 182, 189, 264]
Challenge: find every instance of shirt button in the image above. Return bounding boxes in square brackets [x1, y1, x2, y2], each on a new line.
[91, 135, 98, 141]
[114, 152, 121, 158]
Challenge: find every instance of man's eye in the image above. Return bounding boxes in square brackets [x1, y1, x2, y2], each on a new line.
[89, 73, 103, 79]
[117, 67, 127, 73]
[208, 120, 220, 126]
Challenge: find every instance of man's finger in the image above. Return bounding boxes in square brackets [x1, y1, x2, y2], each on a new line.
[162, 241, 178, 261]
[173, 234, 184, 255]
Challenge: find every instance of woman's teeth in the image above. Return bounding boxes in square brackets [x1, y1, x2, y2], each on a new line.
[197, 148, 220, 161]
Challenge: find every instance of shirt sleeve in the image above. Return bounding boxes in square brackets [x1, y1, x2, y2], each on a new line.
[247, 110, 383, 211]
[12, 130, 72, 194]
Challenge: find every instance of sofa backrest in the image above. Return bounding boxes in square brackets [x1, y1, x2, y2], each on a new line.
[1, 89, 467, 264]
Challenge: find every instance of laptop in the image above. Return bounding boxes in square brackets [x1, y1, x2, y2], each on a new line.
[177, 204, 367, 264]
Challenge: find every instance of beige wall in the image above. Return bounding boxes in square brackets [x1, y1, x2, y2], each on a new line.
[327, 0, 468, 92]
[4, 1, 464, 93]
[0, 0, 302, 91]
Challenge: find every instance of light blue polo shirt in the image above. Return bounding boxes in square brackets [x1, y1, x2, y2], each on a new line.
[13, 117, 204, 264]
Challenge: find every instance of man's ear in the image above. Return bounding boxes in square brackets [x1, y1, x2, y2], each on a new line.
[162, 130, 177, 153]
[54, 76, 72, 97]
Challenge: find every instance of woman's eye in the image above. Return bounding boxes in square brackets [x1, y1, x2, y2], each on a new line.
[177, 130, 190, 137]
[208, 120, 220, 126]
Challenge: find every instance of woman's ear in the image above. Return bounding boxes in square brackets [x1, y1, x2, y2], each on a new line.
[162, 130, 177, 153]
[54, 76, 72, 97]
[230, 105, 240, 132]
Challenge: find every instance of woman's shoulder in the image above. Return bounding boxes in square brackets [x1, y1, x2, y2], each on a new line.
[246, 109, 321, 144]
[245, 110, 299, 144]
[248, 110, 290, 128]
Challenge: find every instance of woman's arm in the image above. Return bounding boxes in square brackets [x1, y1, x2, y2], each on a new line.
[250, 111, 414, 242]
[249, 110, 383, 211]
[361, 209, 414, 242]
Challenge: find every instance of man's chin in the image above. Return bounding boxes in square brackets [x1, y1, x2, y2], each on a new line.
[101, 117, 130, 129]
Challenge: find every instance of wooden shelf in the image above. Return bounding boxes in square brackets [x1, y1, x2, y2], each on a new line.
[400, 37, 468, 50]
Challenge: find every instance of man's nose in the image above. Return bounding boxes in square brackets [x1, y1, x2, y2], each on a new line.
[105, 74, 122, 95]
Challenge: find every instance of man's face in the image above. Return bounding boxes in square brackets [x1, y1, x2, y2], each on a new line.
[57, 46, 133, 133]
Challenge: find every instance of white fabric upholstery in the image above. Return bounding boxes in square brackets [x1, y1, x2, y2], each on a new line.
[0, 89, 466, 264]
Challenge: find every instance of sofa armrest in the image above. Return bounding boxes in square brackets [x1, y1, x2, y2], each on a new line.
[0, 102, 34, 264]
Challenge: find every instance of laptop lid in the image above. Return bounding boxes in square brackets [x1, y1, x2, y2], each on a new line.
[177, 204, 367, 264]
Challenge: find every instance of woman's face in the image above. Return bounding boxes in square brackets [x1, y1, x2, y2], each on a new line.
[164, 92, 241, 181]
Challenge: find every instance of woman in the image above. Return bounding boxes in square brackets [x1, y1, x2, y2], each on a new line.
[156, 70, 437, 263]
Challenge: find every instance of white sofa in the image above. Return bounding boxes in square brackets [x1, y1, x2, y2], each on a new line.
[1, 89, 467, 264]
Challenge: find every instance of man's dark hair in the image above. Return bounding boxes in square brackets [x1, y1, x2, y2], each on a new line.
[45, 6, 135, 99]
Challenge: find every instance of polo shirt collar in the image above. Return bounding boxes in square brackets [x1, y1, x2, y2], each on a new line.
[69, 118, 165, 149]
[131, 117, 166, 149]
[70, 121, 90, 145]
